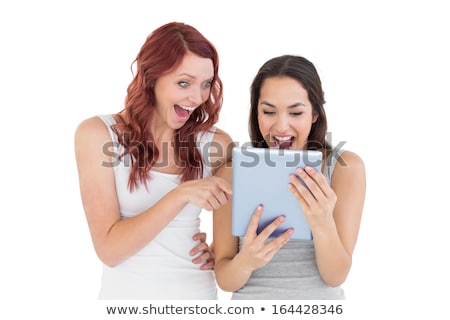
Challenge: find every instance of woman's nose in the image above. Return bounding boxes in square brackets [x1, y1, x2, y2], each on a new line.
[274, 114, 289, 132]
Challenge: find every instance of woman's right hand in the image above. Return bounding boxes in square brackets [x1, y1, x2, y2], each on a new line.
[179, 176, 232, 211]
[237, 205, 293, 272]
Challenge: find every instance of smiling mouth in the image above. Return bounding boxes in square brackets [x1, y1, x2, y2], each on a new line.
[174, 104, 196, 121]
[273, 136, 294, 149]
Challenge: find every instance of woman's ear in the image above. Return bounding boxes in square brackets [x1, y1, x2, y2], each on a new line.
[312, 111, 319, 123]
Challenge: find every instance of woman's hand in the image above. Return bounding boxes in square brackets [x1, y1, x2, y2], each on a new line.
[288, 166, 337, 228]
[180, 176, 232, 211]
[237, 205, 293, 272]
[190, 232, 215, 270]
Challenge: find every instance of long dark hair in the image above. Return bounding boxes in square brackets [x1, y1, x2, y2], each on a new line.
[249, 55, 331, 152]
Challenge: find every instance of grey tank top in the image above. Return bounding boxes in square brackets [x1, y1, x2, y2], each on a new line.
[232, 149, 346, 300]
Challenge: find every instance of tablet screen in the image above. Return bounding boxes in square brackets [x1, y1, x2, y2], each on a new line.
[231, 146, 322, 240]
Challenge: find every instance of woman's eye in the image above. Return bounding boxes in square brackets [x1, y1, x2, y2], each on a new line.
[178, 81, 189, 88]
[203, 81, 212, 89]
[291, 112, 303, 116]
[262, 111, 275, 116]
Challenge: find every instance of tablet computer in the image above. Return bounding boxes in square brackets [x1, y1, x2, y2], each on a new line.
[231, 146, 323, 240]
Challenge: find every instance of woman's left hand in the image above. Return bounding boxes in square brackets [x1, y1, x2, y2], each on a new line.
[288, 166, 337, 228]
[190, 232, 215, 270]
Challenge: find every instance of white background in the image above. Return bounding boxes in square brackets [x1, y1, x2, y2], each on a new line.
[1, 0, 449, 318]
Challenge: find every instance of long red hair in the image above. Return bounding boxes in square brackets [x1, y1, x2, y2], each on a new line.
[112, 22, 223, 191]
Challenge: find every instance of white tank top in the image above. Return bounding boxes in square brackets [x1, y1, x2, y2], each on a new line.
[97, 114, 217, 299]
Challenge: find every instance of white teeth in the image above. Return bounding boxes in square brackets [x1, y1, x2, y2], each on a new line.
[273, 135, 294, 148]
[274, 136, 293, 141]
[179, 105, 196, 111]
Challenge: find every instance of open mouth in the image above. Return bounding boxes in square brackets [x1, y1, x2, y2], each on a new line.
[174, 104, 196, 122]
[273, 136, 294, 149]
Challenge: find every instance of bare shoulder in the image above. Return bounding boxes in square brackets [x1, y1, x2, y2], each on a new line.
[333, 150, 366, 185]
[74, 116, 114, 164]
[212, 127, 234, 147]
[75, 116, 110, 141]
[337, 150, 365, 171]
[210, 127, 235, 174]
[74, 116, 113, 151]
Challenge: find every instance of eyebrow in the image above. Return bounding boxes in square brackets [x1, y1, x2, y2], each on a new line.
[260, 101, 307, 108]
[177, 73, 214, 81]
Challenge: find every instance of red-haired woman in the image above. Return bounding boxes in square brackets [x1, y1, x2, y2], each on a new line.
[75, 22, 233, 299]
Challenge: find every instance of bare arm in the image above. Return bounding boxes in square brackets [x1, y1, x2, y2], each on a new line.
[75, 117, 232, 267]
[213, 164, 248, 291]
[189, 127, 234, 269]
[289, 151, 366, 286]
[208, 127, 235, 175]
